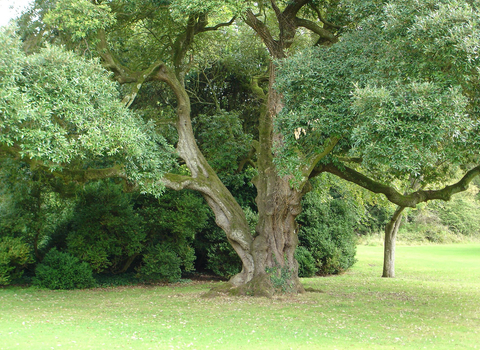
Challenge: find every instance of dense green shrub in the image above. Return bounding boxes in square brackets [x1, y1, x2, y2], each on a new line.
[66, 180, 145, 273]
[294, 246, 317, 278]
[0, 160, 76, 263]
[434, 197, 480, 236]
[206, 239, 242, 278]
[133, 189, 208, 274]
[136, 244, 182, 283]
[297, 186, 358, 275]
[33, 248, 95, 289]
[0, 237, 33, 285]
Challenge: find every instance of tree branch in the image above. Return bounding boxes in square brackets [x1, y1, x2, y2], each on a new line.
[309, 3, 341, 29]
[244, 9, 280, 56]
[316, 163, 480, 208]
[1, 145, 131, 186]
[270, 0, 282, 19]
[295, 17, 338, 44]
[302, 137, 339, 177]
[97, 30, 138, 84]
[97, 29, 169, 106]
[282, 0, 311, 18]
[200, 17, 237, 32]
[236, 147, 257, 173]
[162, 173, 200, 191]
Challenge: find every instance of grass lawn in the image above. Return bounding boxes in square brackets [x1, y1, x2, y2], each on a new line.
[1, 244, 479, 350]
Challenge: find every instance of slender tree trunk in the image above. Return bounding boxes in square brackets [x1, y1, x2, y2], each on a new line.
[382, 206, 405, 278]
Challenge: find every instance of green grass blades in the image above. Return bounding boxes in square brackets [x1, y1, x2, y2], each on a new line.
[1, 244, 479, 349]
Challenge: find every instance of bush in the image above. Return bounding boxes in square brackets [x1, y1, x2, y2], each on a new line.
[195, 211, 242, 279]
[294, 246, 317, 278]
[136, 244, 182, 283]
[66, 180, 145, 274]
[297, 187, 358, 275]
[206, 240, 242, 278]
[33, 248, 95, 289]
[0, 237, 33, 285]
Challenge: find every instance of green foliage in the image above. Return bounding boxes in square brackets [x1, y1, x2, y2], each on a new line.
[0, 28, 175, 196]
[433, 196, 480, 236]
[66, 180, 145, 273]
[44, 0, 116, 41]
[275, 0, 480, 184]
[297, 181, 358, 275]
[168, 0, 245, 22]
[194, 111, 253, 187]
[136, 244, 182, 283]
[294, 246, 316, 278]
[205, 232, 242, 278]
[33, 248, 95, 289]
[0, 237, 33, 285]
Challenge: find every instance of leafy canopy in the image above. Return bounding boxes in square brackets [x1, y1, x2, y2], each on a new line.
[275, 0, 480, 185]
[0, 28, 175, 195]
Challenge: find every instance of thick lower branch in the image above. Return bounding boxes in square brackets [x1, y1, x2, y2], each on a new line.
[316, 163, 480, 208]
[295, 17, 338, 43]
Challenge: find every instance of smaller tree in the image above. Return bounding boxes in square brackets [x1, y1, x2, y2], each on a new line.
[275, 0, 480, 278]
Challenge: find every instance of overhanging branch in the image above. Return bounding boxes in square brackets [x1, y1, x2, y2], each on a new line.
[315, 163, 480, 208]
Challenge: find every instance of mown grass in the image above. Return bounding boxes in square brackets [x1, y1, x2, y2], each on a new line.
[1, 244, 479, 350]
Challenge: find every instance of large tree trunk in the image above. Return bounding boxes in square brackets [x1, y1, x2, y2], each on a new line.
[382, 206, 405, 278]
[159, 62, 307, 296]
[241, 64, 306, 296]
[248, 175, 306, 295]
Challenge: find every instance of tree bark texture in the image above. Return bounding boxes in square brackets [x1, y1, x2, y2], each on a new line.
[382, 206, 405, 278]
[155, 66, 256, 288]
[245, 64, 306, 296]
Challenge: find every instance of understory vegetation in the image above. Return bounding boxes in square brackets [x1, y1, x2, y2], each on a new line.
[1, 161, 479, 287]
[359, 180, 480, 246]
